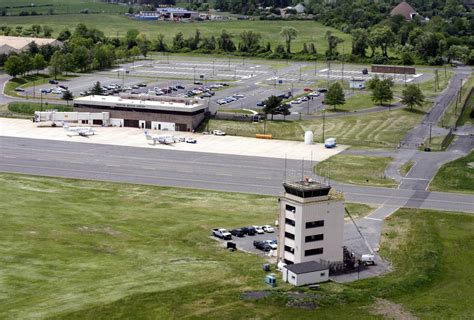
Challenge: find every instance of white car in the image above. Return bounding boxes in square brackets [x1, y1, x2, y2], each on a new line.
[185, 137, 197, 144]
[212, 130, 226, 136]
[253, 225, 265, 234]
[263, 225, 275, 233]
[264, 240, 277, 250]
[291, 99, 302, 104]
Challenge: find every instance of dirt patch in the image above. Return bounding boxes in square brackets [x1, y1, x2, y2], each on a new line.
[369, 298, 418, 320]
[241, 291, 271, 300]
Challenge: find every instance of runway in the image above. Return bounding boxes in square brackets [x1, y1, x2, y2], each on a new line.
[1, 136, 473, 213]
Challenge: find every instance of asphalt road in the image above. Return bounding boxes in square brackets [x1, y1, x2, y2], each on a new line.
[1, 137, 472, 213]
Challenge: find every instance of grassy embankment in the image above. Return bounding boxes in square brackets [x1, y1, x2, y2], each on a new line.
[439, 76, 474, 128]
[1, 174, 473, 319]
[1, 15, 350, 53]
[315, 154, 397, 188]
[430, 151, 474, 194]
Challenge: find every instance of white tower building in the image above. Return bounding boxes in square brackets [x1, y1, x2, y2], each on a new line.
[278, 180, 344, 266]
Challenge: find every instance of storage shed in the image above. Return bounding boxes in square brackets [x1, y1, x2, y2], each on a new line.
[282, 261, 329, 286]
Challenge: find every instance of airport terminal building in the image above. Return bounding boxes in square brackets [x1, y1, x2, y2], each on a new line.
[73, 95, 207, 131]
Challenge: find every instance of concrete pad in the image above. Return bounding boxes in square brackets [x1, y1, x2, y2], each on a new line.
[0, 118, 348, 161]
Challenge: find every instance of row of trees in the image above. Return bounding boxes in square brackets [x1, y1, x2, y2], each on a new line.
[2, 23, 146, 78]
[0, 24, 53, 38]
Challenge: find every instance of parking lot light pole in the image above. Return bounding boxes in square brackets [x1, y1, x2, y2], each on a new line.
[193, 66, 196, 83]
[307, 99, 310, 115]
[40, 91, 43, 111]
[33, 80, 35, 99]
[322, 110, 326, 142]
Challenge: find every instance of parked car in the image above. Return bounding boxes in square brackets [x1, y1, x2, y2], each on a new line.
[308, 92, 320, 97]
[263, 225, 275, 233]
[304, 87, 313, 92]
[242, 226, 256, 236]
[49, 80, 59, 84]
[264, 240, 277, 250]
[230, 228, 245, 237]
[137, 83, 147, 87]
[291, 99, 302, 104]
[253, 240, 271, 251]
[176, 84, 185, 89]
[212, 130, 226, 136]
[232, 94, 244, 99]
[41, 88, 51, 94]
[14, 87, 25, 92]
[256, 101, 265, 107]
[58, 85, 68, 90]
[253, 226, 265, 234]
[317, 88, 328, 93]
[212, 228, 232, 240]
[185, 137, 197, 144]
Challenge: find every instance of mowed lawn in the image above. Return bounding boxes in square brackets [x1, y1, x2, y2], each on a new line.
[1, 15, 351, 53]
[430, 151, 474, 194]
[315, 154, 397, 188]
[209, 108, 425, 148]
[1, 174, 474, 319]
[0, 0, 128, 14]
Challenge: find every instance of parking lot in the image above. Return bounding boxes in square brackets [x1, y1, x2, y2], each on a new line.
[211, 226, 278, 256]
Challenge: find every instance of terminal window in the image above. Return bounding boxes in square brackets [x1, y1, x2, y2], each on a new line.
[285, 204, 296, 213]
[306, 220, 324, 228]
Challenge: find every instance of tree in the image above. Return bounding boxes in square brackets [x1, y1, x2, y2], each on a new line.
[401, 84, 425, 111]
[351, 28, 369, 57]
[125, 29, 139, 49]
[276, 104, 291, 120]
[371, 80, 393, 106]
[32, 53, 47, 74]
[172, 32, 186, 51]
[280, 27, 298, 53]
[62, 90, 73, 105]
[325, 82, 345, 110]
[4, 55, 24, 77]
[72, 46, 90, 72]
[369, 25, 395, 58]
[57, 29, 71, 42]
[153, 34, 168, 52]
[49, 51, 64, 80]
[136, 33, 151, 57]
[42, 26, 53, 37]
[325, 31, 343, 58]
[263, 95, 282, 120]
[91, 81, 103, 95]
[239, 30, 261, 52]
[218, 30, 236, 52]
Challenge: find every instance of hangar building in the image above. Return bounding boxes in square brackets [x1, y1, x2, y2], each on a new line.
[73, 95, 207, 131]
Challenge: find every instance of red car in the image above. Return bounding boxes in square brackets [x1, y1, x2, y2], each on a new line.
[304, 87, 313, 92]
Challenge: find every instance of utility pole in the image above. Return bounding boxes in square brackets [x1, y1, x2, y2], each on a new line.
[193, 66, 196, 83]
[434, 70, 439, 91]
[299, 66, 302, 81]
[40, 91, 43, 111]
[322, 110, 325, 142]
[429, 122, 432, 145]
[273, 71, 277, 88]
[212, 60, 215, 76]
[228, 57, 231, 71]
[314, 60, 317, 75]
[327, 60, 331, 88]
[307, 99, 310, 115]
[341, 44, 345, 85]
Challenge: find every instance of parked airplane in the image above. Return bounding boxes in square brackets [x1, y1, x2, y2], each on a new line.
[64, 125, 96, 137]
[144, 131, 177, 145]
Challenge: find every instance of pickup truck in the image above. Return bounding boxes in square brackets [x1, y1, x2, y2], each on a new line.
[212, 228, 232, 240]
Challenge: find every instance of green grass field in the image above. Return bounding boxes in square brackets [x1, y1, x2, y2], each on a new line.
[1, 174, 473, 319]
[8, 101, 72, 114]
[208, 107, 425, 148]
[399, 160, 414, 176]
[1, 15, 350, 53]
[315, 154, 397, 188]
[0, 0, 129, 15]
[326, 92, 377, 113]
[430, 151, 474, 194]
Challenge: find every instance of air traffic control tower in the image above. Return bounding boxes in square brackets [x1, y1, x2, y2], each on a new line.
[278, 180, 344, 266]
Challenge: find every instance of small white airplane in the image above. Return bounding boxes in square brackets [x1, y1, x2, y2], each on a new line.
[64, 125, 96, 137]
[144, 130, 177, 145]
